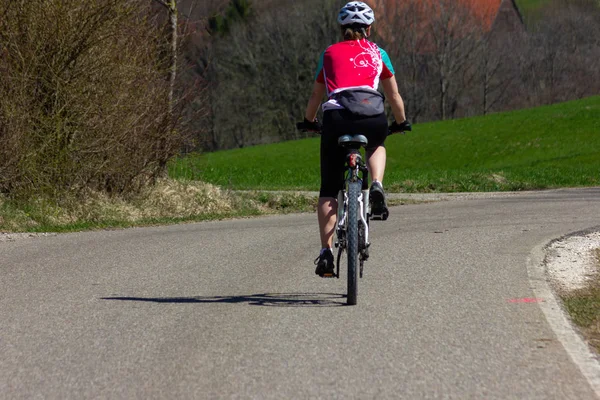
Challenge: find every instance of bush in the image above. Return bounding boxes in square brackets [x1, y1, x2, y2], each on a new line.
[0, 0, 183, 198]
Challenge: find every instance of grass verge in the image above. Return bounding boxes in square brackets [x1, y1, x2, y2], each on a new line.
[0, 180, 319, 233]
[561, 249, 600, 353]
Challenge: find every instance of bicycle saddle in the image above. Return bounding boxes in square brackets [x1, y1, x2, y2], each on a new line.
[338, 134, 368, 149]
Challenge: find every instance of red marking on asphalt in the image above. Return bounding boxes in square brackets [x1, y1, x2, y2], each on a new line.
[508, 298, 544, 303]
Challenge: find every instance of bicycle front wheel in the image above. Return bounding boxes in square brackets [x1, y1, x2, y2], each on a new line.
[346, 180, 360, 305]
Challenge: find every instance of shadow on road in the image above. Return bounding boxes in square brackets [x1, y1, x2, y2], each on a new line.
[102, 292, 346, 307]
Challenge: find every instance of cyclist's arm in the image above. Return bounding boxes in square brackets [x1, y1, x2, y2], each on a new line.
[381, 76, 407, 123]
[304, 81, 326, 122]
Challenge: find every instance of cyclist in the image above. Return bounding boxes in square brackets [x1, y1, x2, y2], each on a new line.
[300, 1, 411, 277]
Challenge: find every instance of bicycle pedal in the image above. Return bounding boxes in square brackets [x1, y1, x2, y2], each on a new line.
[321, 272, 337, 278]
[371, 211, 389, 221]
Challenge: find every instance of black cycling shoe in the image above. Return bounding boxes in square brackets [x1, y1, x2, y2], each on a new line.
[370, 181, 389, 221]
[314, 249, 335, 278]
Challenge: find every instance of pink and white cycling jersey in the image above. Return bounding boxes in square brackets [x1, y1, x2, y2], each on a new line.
[315, 39, 395, 112]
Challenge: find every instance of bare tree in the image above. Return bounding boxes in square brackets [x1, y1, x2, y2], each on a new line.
[151, 0, 178, 118]
[478, 32, 522, 115]
[426, 0, 484, 120]
[375, 0, 431, 123]
[173, 0, 599, 151]
[205, 0, 340, 149]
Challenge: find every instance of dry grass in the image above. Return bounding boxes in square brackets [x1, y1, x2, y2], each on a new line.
[561, 248, 600, 353]
[67, 180, 240, 223]
[0, 180, 318, 232]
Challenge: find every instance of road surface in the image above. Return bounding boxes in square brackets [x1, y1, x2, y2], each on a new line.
[2, 188, 600, 399]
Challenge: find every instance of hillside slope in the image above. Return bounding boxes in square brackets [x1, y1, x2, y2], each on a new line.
[515, 0, 600, 22]
[171, 96, 600, 193]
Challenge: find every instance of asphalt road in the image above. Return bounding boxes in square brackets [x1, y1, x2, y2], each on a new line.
[2, 188, 600, 399]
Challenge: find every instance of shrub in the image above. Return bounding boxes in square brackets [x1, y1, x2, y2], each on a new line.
[0, 0, 183, 198]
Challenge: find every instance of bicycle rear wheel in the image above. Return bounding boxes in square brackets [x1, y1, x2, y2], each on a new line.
[347, 180, 360, 305]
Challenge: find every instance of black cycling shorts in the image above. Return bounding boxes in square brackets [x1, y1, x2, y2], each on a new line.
[319, 109, 388, 198]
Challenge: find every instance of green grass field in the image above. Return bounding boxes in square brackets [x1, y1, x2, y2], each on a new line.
[170, 96, 600, 193]
[515, 0, 600, 23]
[515, 0, 552, 17]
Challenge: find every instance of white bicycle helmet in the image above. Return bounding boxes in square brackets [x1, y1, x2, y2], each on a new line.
[338, 2, 375, 26]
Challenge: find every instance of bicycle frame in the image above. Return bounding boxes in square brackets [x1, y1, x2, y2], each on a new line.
[335, 148, 371, 280]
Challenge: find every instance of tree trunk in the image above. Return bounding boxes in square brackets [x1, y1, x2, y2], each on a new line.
[167, 0, 177, 119]
[151, 0, 178, 119]
[151, 0, 178, 174]
[440, 77, 448, 120]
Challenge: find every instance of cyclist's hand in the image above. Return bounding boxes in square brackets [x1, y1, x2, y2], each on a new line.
[389, 120, 412, 134]
[296, 118, 322, 133]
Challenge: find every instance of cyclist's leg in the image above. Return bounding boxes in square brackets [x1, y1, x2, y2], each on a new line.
[366, 146, 386, 183]
[361, 113, 389, 219]
[315, 200, 336, 277]
[362, 112, 388, 182]
[317, 197, 337, 249]
[318, 110, 346, 249]
[315, 111, 346, 276]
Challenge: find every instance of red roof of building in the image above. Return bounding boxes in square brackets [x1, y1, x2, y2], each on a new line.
[370, 0, 510, 49]
[372, 0, 503, 30]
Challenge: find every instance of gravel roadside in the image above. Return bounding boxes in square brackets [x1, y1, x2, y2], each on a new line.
[546, 232, 600, 293]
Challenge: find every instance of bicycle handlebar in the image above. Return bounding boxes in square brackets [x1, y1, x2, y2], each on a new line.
[388, 120, 412, 135]
[296, 118, 322, 133]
